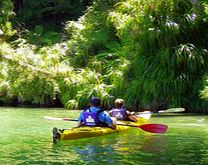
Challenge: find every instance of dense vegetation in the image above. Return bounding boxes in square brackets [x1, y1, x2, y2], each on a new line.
[0, 0, 208, 112]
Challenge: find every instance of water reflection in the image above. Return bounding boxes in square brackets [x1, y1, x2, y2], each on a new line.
[139, 134, 167, 153]
[49, 114, 208, 165]
[50, 130, 169, 164]
[51, 135, 122, 164]
[1, 108, 208, 165]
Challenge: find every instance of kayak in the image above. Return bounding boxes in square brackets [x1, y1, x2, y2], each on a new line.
[52, 112, 151, 143]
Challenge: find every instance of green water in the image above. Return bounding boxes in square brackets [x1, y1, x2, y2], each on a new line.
[0, 107, 208, 165]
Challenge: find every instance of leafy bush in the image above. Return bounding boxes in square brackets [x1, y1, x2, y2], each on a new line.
[24, 25, 62, 46]
[106, 0, 208, 111]
[1, 0, 208, 112]
[0, 0, 16, 41]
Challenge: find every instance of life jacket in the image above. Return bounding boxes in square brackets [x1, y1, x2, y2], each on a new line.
[111, 108, 128, 120]
[82, 108, 104, 126]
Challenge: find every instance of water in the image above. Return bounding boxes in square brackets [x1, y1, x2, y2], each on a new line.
[0, 107, 208, 165]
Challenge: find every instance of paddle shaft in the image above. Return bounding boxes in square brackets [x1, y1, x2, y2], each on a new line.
[136, 108, 185, 115]
[44, 116, 168, 134]
[117, 123, 168, 134]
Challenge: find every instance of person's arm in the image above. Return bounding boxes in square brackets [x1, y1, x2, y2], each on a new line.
[108, 110, 113, 117]
[103, 111, 117, 129]
[128, 115, 138, 122]
[77, 121, 82, 127]
[126, 110, 138, 122]
[108, 122, 116, 129]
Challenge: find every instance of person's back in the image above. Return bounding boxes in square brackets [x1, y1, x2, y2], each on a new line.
[110, 108, 128, 120]
[109, 99, 138, 122]
[77, 97, 116, 129]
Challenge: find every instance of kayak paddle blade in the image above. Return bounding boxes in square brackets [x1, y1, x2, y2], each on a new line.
[158, 108, 185, 113]
[138, 124, 168, 134]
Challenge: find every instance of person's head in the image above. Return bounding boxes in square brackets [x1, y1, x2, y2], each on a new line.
[114, 99, 124, 108]
[90, 97, 101, 107]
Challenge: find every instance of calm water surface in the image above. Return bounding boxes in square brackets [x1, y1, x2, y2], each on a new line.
[0, 107, 208, 165]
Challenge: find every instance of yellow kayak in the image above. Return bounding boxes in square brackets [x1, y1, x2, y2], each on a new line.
[52, 112, 151, 143]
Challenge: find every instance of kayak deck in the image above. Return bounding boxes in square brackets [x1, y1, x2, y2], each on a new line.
[52, 112, 151, 143]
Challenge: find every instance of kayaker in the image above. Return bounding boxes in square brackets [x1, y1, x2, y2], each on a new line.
[77, 97, 116, 129]
[109, 99, 138, 122]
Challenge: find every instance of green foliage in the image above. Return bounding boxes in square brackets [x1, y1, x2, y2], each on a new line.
[62, 0, 130, 108]
[105, 0, 208, 111]
[12, 75, 55, 104]
[58, 0, 207, 110]
[0, 41, 63, 105]
[58, 68, 114, 109]
[24, 25, 61, 46]
[65, 0, 120, 61]
[14, 0, 92, 26]
[0, 0, 16, 41]
[0, 0, 208, 112]
[200, 75, 208, 100]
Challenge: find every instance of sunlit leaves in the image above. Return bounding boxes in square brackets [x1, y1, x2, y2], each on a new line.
[201, 85, 208, 100]
[0, 41, 67, 105]
[106, 0, 208, 111]
[0, 0, 15, 41]
[1, 0, 208, 112]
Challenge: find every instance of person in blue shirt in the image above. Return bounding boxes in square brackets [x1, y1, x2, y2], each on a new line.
[77, 97, 116, 129]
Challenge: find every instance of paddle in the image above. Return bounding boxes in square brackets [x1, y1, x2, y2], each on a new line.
[158, 107, 185, 113]
[117, 123, 168, 134]
[137, 107, 185, 115]
[44, 116, 168, 134]
[44, 116, 77, 121]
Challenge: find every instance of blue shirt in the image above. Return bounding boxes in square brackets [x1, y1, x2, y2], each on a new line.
[78, 106, 113, 126]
